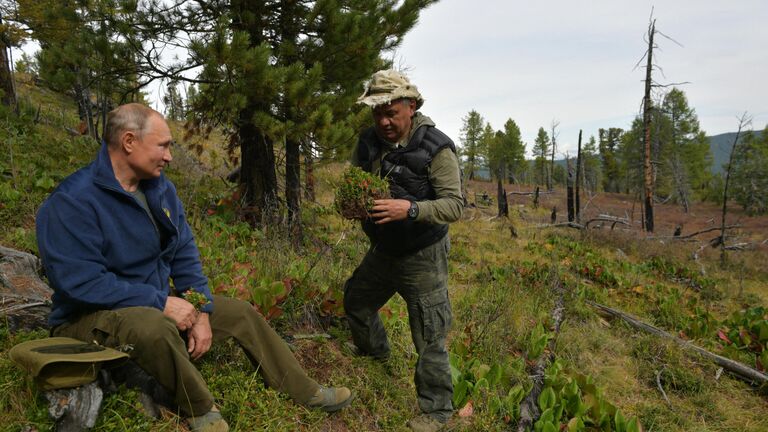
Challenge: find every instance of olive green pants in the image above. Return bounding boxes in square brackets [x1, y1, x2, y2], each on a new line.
[52, 295, 319, 417]
[343, 236, 453, 422]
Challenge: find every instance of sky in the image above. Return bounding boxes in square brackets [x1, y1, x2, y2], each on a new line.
[14, 1, 765, 158]
[391, 0, 768, 157]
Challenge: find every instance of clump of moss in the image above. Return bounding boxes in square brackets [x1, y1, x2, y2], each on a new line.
[334, 166, 389, 220]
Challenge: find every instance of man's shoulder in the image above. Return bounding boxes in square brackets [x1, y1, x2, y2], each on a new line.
[48, 165, 97, 201]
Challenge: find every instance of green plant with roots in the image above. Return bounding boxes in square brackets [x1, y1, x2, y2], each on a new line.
[334, 166, 390, 220]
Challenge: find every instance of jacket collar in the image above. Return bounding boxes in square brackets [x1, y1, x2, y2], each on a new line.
[92, 142, 164, 194]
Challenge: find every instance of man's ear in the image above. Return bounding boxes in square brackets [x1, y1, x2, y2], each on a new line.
[120, 130, 138, 154]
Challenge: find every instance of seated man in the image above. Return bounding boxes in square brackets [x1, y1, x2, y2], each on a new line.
[36, 103, 352, 432]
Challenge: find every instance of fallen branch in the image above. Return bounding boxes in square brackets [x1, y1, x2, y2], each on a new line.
[517, 270, 566, 432]
[655, 367, 672, 408]
[586, 300, 768, 385]
[508, 191, 554, 196]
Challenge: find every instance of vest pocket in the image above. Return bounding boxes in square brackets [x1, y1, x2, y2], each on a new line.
[419, 289, 452, 343]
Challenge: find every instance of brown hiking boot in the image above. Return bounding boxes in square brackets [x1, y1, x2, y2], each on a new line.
[407, 414, 446, 432]
[187, 406, 229, 432]
[306, 385, 354, 412]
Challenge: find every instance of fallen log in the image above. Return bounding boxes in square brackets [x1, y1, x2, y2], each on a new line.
[516, 270, 566, 432]
[586, 300, 768, 386]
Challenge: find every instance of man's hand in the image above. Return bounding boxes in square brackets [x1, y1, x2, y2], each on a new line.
[187, 312, 212, 360]
[163, 296, 197, 331]
[371, 199, 411, 224]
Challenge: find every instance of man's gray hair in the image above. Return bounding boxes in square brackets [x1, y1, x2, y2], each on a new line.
[105, 103, 162, 148]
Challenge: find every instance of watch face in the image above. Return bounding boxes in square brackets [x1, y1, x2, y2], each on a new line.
[408, 203, 417, 218]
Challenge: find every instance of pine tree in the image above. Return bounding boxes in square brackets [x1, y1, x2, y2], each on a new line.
[657, 88, 712, 211]
[460, 110, 485, 180]
[139, 0, 436, 228]
[598, 128, 624, 193]
[730, 126, 768, 214]
[532, 127, 550, 186]
[163, 81, 186, 121]
[581, 135, 602, 193]
[487, 118, 525, 183]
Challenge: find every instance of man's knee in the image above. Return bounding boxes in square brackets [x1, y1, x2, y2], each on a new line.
[117, 307, 180, 347]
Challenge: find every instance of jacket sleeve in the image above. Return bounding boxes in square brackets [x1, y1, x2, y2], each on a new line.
[165, 184, 214, 314]
[415, 148, 464, 224]
[36, 192, 168, 311]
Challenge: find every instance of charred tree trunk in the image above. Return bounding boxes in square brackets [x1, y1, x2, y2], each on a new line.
[575, 130, 582, 223]
[497, 179, 508, 218]
[642, 20, 656, 233]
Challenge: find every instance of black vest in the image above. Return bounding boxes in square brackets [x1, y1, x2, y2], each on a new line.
[357, 124, 456, 256]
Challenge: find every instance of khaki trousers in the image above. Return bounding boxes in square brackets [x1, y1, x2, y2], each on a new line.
[52, 294, 318, 416]
[343, 236, 454, 422]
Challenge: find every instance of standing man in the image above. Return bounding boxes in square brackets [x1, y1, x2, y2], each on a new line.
[36, 103, 352, 432]
[344, 70, 463, 432]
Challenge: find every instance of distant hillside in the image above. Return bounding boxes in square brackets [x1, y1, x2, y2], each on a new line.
[708, 131, 763, 174]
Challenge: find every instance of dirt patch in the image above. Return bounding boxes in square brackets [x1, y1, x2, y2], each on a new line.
[470, 181, 768, 251]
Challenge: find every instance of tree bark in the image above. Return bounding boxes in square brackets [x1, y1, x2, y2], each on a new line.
[642, 20, 656, 232]
[238, 104, 278, 225]
[496, 179, 508, 218]
[0, 246, 52, 332]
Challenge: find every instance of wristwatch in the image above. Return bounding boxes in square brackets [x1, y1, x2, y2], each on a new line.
[407, 201, 419, 220]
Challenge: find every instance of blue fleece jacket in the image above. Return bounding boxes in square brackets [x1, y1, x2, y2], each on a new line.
[36, 144, 213, 327]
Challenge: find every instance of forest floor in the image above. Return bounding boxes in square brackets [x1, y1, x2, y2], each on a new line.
[1, 78, 767, 431]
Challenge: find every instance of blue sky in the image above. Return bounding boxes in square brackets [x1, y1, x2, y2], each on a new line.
[393, 0, 768, 157]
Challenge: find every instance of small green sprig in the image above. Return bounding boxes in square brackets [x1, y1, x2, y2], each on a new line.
[182, 288, 211, 311]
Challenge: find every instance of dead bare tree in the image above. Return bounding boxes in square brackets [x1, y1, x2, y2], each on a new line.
[641, 18, 656, 232]
[720, 113, 751, 265]
[548, 119, 559, 191]
[575, 130, 582, 223]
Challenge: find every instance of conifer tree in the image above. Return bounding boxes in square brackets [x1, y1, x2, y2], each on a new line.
[460, 110, 485, 180]
[598, 128, 624, 193]
[657, 88, 712, 211]
[581, 135, 602, 193]
[730, 126, 768, 214]
[532, 127, 550, 186]
[487, 118, 525, 183]
[137, 0, 436, 229]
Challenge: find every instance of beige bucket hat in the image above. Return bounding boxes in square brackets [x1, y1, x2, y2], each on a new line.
[357, 69, 424, 109]
[9, 337, 129, 390]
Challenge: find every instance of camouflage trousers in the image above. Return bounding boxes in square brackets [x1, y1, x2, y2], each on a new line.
[52, 295, 319, 417]
[344, 235, 453, 422]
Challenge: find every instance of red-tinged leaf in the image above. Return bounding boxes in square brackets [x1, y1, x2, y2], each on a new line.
[594, 267, 603, 277]
[267, 305, 283, 320]
[206, 208, 216, 216]
[717, 329, 732, 344]
[282, 278, 294, 294]
[756, 356, 764, 372]
[379, 306, 393, 319]
[503, 415, 511, 424]
[458, 400, 474, 417]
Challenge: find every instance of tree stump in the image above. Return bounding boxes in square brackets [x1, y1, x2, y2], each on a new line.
[0, 245, 52, 332]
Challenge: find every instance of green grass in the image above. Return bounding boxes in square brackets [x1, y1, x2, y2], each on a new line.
[1, 78, 767, 431]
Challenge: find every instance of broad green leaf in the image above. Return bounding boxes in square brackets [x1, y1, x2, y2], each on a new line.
[539, 386, 557, 411]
